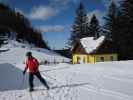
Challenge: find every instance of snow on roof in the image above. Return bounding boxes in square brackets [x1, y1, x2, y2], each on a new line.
[80, 36, 105, 54]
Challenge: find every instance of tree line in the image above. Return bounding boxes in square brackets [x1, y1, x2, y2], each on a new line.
[0, 3, 49, 49]
[69, 0, 133, 60]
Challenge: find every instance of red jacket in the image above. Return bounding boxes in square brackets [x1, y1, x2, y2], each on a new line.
[25, 57, 39, 73]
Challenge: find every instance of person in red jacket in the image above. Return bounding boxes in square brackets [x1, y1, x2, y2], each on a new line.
[23, 52, 50, 92]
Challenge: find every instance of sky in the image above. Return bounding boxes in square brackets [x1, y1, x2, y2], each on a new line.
[0, 0, 116, 49]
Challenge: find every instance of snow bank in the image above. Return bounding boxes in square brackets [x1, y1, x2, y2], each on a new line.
[0, 63, 27, 91]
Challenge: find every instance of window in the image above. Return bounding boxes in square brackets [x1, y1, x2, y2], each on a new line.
[100, 57, 104, 62]
[87, 56, 90, 63]
[110, 56, 114, 61]
[77, 57, 81, 64]
[83, 57, 86, 63]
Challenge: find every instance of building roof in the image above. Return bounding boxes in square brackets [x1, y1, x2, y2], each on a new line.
[80, 36, 105, 54]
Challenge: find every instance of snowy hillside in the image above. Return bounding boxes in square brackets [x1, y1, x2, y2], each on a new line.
[0, 41, 133, 100]
[0, 40, 70, 64]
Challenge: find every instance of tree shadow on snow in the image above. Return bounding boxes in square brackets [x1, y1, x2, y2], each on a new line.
[0, 63, 45, 91]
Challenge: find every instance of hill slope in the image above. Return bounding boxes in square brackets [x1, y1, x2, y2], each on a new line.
[0, 42, 133, 100]
[0, 40, 70, 64]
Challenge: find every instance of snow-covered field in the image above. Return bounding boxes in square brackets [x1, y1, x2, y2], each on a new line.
[0, 42, 133, 100]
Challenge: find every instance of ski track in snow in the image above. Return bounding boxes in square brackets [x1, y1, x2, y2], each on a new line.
[1, 63, 133, 100]
[0, 65, 78, 100]
[1, 44, 133, 100]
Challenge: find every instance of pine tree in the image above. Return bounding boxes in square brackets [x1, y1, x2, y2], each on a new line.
[103, 1, 118, 40]
[0, 3, 49, 49]
[69, 2, 88, 46]
[118, 0, 133, 59]
[88, 14, 100, 39]
[103, 1, 120, 54]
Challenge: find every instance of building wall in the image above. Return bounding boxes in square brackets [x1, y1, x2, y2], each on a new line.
[72, 54, 118, 64]
[72, 54, 95, 64]
[88, 55, 95, 63]
[94, 54, 118, 62]
[72, 54, 87, 64]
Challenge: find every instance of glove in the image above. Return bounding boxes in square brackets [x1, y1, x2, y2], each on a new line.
[23, 70, 26, 75]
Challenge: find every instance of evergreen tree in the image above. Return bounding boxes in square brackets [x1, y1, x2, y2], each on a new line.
[103, 1, 118, 40]
[69, 2, 88, 46]
[118, 0, 133, 59]
[103, 1, 120, 54]
[0, 3, 49, 49]
[88, 14, 100, 39]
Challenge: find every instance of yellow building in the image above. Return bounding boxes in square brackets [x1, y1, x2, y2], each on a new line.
[72, 36, 118, 64]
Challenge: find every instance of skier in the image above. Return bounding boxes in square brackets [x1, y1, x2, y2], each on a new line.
[23, 52, 50, 92]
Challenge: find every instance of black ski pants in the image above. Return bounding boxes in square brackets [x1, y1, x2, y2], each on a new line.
[29, 71, 49, 89]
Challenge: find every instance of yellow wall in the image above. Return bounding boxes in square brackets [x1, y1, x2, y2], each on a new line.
[88, 55, 95, 63]
[72, 54, 88, 64]
[94, 54, 118, 62]
[72, 54, 118, 64]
